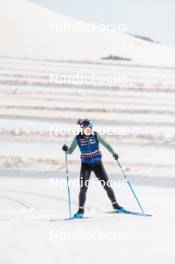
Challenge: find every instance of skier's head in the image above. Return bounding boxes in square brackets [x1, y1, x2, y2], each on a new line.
[77, 118, 93, 136]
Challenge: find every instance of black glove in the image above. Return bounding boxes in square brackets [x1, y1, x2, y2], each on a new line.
[113, 153, 119, 160]
[62, 144, 68, 152]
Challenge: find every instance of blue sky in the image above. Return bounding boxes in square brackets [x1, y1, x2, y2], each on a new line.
[32, 0, 175, 48]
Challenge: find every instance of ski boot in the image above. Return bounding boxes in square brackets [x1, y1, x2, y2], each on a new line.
[73, 207, 84, 219]
[113, 201, 127, 213]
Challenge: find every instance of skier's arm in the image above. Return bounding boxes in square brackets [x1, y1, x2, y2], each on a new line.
[66, 136, 78, 154]
[97, 132, 115, 155]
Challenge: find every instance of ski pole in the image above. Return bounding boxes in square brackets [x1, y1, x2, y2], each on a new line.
[116, 159, 145, 214]
[65, 152, 72, 218]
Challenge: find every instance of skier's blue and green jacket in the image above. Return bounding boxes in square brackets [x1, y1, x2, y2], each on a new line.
[66, 131, 115, 164]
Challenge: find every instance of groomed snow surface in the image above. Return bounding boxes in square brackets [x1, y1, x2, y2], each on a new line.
[0, 175, 174, 264]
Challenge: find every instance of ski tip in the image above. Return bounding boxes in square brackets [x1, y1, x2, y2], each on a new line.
[142, 213, 152, 217]
[105, 210, 152, 217]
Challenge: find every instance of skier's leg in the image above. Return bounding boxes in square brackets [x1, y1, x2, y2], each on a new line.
[77, 162, 91, 214]
[93, 161, 121, 209]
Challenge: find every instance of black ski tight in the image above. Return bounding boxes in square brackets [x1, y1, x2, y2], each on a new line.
[79, 161, 118, 208]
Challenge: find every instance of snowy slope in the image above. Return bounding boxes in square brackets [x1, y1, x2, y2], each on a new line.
[0, 57, 175, 176]
[1, 0, 175, 66]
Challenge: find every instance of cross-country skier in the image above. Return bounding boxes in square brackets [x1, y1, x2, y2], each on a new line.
[62, 119, 125, 218]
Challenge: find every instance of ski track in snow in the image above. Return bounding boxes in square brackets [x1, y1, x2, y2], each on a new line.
[0, 175, 174, 264]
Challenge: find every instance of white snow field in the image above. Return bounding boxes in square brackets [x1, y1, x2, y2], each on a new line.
[1, 0, 175, 66]
[0, 176, 174, 264]
[0, 0, 175, 263]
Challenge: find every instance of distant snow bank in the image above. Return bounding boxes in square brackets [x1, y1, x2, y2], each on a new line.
[0, 0, 175, 66]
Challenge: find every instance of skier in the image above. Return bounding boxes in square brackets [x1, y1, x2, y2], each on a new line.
[62, 119, 125, 218]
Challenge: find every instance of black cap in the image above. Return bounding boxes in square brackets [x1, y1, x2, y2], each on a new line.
[77, 119, 93, 128]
